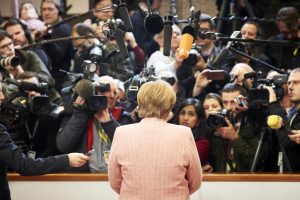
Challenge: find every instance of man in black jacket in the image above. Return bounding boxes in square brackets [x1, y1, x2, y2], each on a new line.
[271, 68, 300, 172]
[0, 124, 89, 200]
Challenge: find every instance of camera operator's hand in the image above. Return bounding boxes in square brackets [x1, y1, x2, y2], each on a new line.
[263, 85, 277, 103]
[67, 153, 89, 167]
[3, 63, 24, 78]
[235, 95, 249, 112]
[288, 130, 300, 144]
[73, 96, 85, 106]
[192, 70, 212, 97]
[94, 108, 111, 123]
[124, 32, 138, 49]
[217, 118, 239, 141]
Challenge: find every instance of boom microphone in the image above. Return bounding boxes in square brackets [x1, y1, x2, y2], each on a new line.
[144, 0, 164, 34]
[117, 1, 133, 32]
[177, 25, 195, 60]
[115, 28, 129, 59]
[163, 16, 173, 56]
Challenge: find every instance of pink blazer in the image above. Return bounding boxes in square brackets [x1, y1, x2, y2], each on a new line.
[108, 118, 202, 200]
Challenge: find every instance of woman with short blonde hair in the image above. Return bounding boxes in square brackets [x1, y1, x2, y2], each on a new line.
[137, 80, 176, 119]
[109, 80, 202, 200]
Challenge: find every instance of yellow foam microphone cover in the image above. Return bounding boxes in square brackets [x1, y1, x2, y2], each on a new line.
[267, 115, 283, 129]
[177, 34, 194, 59]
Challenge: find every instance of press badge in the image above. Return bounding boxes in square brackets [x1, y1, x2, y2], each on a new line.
[27, 151, 36, 159]
[103, 151, 110, 165]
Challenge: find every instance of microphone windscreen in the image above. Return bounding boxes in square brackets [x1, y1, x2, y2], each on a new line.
[74, 79, 95, 100]
[163, 24, 172, 56]
[182, 25, 195, 36]
[115, 28, 129, 59]
[144, 13, 164, 34]
[177, 26, 195, 59]
[118, 3, 133, 32]
[267, 115, 283, 129]
[212, 48, 229, 68]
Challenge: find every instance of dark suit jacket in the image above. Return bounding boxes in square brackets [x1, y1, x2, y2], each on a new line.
[0, 124, 70, 200]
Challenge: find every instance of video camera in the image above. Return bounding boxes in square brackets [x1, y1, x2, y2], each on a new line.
[207, 109, 237, 129]
[244, 72, 288, 104]
[0, 79, 51, 117]
[103, 18, 126, 40]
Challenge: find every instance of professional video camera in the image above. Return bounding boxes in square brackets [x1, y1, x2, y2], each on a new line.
[207, 109, 237, 129]
[2, 79, 50, 114]
[126, 66, 176, 110]
[103, 18, 126, 40]
[0, 81, 51, 130]
[244, 72, 288, 104]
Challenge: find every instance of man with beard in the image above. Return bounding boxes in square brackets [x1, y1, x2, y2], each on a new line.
[265, 6, 300, 71]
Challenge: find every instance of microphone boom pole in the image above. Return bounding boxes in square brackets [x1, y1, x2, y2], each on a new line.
[21, 35, 101, 50]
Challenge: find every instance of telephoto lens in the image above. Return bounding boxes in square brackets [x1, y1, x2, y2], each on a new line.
[0, 56, 20, 67]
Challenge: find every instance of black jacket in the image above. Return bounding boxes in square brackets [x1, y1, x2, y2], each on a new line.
[56, 110, 119, 172]
[0, 124, 70, 200]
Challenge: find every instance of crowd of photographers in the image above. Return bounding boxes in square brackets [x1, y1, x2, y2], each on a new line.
[0, 0, 299, 174]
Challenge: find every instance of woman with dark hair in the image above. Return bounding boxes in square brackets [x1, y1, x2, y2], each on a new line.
[174, 98, 210, 167]
[203, 93, 229, 172]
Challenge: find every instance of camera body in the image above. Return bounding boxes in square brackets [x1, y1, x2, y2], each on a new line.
[207, 109, 236, 129]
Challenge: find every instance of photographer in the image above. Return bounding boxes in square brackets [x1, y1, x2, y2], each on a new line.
[269, 68, 300, 172]
[0, 30, 55, 89]
[211, 83, 278, 172]
[71, 23, 106, 76]
[56, 79, 119, 172]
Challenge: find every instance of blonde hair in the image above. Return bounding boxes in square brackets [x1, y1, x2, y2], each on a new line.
[137, 80, 176, 119]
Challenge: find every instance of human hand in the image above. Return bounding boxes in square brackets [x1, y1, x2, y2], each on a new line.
[124, 32, 137, 48]
[218, 118, 238, 140]
[73, 96, 85, 106]
[202, 164, 213, 173]
[68, 153, 89, 167]
[288, 130, 300, 144]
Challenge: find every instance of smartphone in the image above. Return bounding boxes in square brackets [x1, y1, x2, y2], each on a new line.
[204, 70, 226, 80]
[85, 149, 94, 156]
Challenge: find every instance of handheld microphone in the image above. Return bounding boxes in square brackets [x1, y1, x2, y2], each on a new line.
[74, 79, 95, 100]
[267, 115, 287, 130]
[117, 1, 133, 32]
[177, 25, 195, 60]
[144, 0, 164, 34]
[163, 16, 173, 56]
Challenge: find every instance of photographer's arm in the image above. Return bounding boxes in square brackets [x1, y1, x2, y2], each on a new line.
[56, 99, 90, 153]
[192, 70, 212, 97]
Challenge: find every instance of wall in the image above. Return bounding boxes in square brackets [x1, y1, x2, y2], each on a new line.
[9, 180, 300, 200]
[0, 0, 217, 19]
